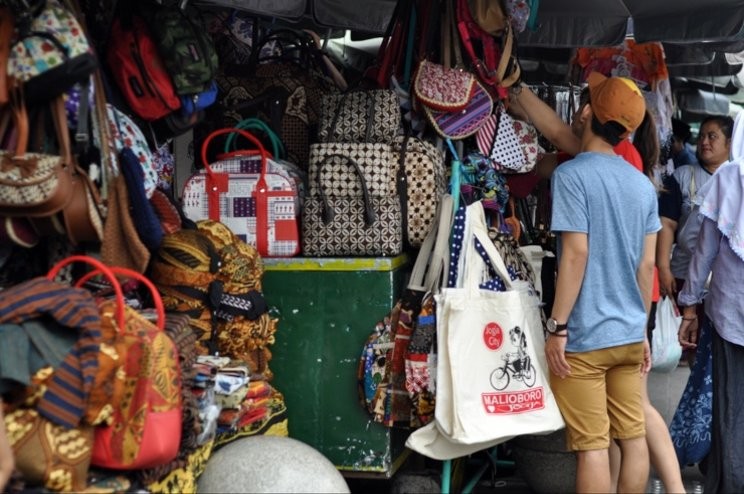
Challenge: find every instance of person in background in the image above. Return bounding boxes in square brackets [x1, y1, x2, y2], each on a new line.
[0, 403, 14, 492]
[677, 111, 744, 493]
[657, 115, 734, 344]
[534, 72, 656, 493]
[510, 80, 685, 494]
[671, 117, 698, 169]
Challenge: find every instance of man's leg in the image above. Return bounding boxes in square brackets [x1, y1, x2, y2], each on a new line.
[576, 448, 611, 493]
[616, 436, 649, 493]
[606, 342, 648, 494]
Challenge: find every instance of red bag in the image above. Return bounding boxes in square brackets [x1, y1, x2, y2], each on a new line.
[60, 262, 183, 470]
[106, 16, 181, 121]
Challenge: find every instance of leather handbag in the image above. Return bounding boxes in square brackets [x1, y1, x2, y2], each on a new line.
[0, 88, 74, 218]
[393, 135, 446, 247]
[468, 0, 508, 35]
[318, 89, 401, 145]
[7, 0, 97, 103]
[308, 142, 397, 199]
[302, 153, 403, 257]
[182, 128, 300, 257]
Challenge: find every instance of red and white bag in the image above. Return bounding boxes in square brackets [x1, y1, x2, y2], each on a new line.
[181, 128, 300, 257]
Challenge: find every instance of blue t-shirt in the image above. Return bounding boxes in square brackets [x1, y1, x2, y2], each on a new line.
[551, 152, 662, 352]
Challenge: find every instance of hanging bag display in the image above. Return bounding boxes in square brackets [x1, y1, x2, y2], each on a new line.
[181, 128, 300, 257]
[302, 153, 403, 256]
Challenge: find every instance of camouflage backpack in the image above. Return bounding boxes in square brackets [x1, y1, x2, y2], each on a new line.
[141, 3, 219, 96]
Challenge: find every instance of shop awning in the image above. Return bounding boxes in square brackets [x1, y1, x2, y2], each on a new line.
[518, 0, 744, 48]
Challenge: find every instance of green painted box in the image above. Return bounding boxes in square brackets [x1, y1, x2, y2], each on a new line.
[263, 255, 410, 476]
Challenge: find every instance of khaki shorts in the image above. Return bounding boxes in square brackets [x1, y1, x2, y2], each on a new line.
[550, 342, 645, 451]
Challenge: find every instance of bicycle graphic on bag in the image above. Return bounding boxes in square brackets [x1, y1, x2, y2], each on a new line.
[490, 326, 537, 390]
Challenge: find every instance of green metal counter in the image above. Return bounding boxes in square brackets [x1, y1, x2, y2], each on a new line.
[263, 255, 410, 477]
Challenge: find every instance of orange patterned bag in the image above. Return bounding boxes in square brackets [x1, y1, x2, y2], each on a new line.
[61, 261, 183, 471]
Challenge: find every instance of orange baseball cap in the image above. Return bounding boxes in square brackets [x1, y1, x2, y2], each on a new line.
[587, 72, 646, 137]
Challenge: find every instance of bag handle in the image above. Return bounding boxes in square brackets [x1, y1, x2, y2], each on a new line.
[224, 117, 285, 160]
[314, 153, 376, 227]
[407, 193, 455, 292]
[75, 266, 166, 331]
[201, 127, 268, 174]
[46, 254, 126, 329]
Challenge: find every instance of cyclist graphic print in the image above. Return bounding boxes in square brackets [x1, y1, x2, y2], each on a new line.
[490, 326, 537, 391]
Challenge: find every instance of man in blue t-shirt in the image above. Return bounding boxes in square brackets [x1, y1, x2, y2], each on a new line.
[544, 72, 661, 493]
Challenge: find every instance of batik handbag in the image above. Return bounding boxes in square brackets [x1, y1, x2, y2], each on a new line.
[424, 80, 493, 140]
[302, 153, 403, 256]
[7, 0, 97, 103]
[393, 135, 446, 247]
[61, 261, 183, 471]
[182, 128, 300, 257]
[5, 408, 94, 492]
[476, 104, 542, 173]
[308, 142, 397, 198]
[318, 89, 401, 144]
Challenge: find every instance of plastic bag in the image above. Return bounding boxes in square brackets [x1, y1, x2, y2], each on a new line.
[651, 296, 683, 373]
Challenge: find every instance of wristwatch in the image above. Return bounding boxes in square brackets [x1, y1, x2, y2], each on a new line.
[546, 317, 568, 335]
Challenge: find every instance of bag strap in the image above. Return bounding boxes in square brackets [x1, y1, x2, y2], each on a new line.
[464, 201, 515, 291]
[408, 193, 454, 291]
[314, 153, 376, 227]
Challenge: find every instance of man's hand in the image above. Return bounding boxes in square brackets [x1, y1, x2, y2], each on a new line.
[658, 267, 677, 298]
[545, 334, 571, 378]
[678, 317, 699, 350]
[641, 338, 652, 376]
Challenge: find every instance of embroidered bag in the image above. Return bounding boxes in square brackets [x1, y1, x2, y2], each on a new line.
[302, 153, 403, 257]
[425, 80, 493, 140]
[7, 0, 97, 104]
[182, 128, 300, 257]
[414, 60, 476, 112]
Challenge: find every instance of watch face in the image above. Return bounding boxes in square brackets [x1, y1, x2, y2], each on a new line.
[547, 318, 556, 333]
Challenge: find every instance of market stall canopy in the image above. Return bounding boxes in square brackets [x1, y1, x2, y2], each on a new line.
[518, 0, 744, 47]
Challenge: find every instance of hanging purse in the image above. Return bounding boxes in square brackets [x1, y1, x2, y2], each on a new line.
[476, 103, 542, 173]
[0, 87, 73, 218]
[302, 153, 403, 257]
[7, 0, 97, 103]
[423, 1, 492, 140]
[413, 0, 476, 112]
